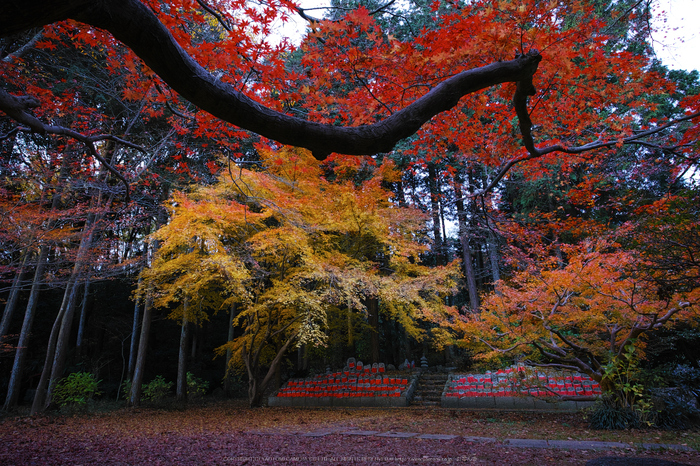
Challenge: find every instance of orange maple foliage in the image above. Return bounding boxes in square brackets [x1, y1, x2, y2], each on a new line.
[456, 237, 699, 392]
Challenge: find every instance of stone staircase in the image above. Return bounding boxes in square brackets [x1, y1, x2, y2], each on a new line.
[411, 371, 449, 406]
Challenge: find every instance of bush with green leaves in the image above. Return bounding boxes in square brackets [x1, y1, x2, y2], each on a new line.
[52, 372, 102, 407]
[589, 395, 641, 429]
[142, 375, 173, 402]
[186, 372, 209, 398]
[121, 379, 132, 400]
[590, 359, 700, 429]
[589, 346, 653, 429]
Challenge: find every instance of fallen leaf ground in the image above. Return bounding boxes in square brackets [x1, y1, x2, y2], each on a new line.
[1, 400, 699, 465]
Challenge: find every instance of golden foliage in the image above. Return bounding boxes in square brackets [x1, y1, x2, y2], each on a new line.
[140, 147, 458, 370]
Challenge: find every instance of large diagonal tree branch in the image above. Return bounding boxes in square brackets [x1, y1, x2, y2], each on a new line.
[0, 0, 542, 160]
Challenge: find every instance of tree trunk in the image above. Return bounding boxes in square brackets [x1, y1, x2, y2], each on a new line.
[427, 164, 444, 266]
[3, 246, 48, 411]
[75, 278, 91, 356]
[476, 247, 485, 288]
[176, 299, 190, 402]
[453, 180, 480, 311]
[394, 180, 408, 207]
[347, 304, 354, 351]
[128, 289, 153, 406]
[31, 271, 82, 414]
[40, 219, 98, 410]
[243, 331, 298, 407]
[48, 277, 81, 384]
[190, 310, 199, 360]
[487, 229, 501, 284]
[30, 281, 70, 414]
[127, 279, 142, 381]
[127, 211, 165, 407]
[366, 297, 380, 364]
[403, 327, 412, 366]
[0, 250, 29, 339]
[5, 154, 71, 412]
[297, 344, 308, 372]
[383, 315, 397, 366]
[439, 194, 452, 262]
[223, 302, 236, 396]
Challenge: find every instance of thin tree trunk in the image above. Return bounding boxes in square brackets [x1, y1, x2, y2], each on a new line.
[403, 327, 411, 366]
[127, 278, 142, 380]
[31, 269, 82, 414]
[41, 219, 98, 410]
[476, 247, 485, 288]
[394, 180, 408, 207]
[176, 299, 190, 402]
[224, 302, 236, 396]
[383, 314, 396, 366]
[75, 278, 91, 356]
[487, 229, 501, 283]
[439, 195, 451, 262]
[453, 180, 480, 311]
[427, 164, 444, 266]
[297, 344, 306, 372]
[5, 153, 72, 412]
[34, 141, 115, 413]
[190, 312, 198, 359]
[0, 250, 29, 339]
[367, 297, 380, 364]
[347, 303, 354, 349]
[128, 289, 153, 406]
[3, 246, 48, 411]
[127, 215, 165, 407]
[30, 277, 70, 414]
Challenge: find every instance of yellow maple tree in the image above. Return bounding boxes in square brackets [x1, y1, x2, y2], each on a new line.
[140, 147, 459, 406]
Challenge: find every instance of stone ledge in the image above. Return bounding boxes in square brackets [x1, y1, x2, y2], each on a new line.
[503, 439, 550, 448]
[546, 440, 628, 450]
[267, 395, 410, 408]
[441, 395, 594, 411]
[376, 431, 419, 438]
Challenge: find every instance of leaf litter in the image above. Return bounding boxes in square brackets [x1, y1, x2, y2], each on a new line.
[1, 401, 698, 465]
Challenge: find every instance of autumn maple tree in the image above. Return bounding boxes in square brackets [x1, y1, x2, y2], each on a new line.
[458, 183, 700, 404]
[138, 147, 458, 406]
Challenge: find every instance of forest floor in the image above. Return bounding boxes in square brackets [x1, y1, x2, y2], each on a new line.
[1, 400, 699, 465]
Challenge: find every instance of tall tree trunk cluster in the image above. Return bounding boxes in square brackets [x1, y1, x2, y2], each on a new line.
[398, 159, 502, 313]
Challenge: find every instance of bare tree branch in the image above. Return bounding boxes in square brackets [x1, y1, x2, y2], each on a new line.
[2, 29, 44, 63]
[0, 87, 140, 202]
[195, 0, 232, 32]
[468, 108, 700, 199]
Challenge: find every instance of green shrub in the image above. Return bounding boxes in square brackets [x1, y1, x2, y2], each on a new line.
[121, 379, 132, 400]
[52, 372, 102, 407]
[186, 372, 209, 398]
[142, 375, 173, 402]
[588, 395, 641, 430]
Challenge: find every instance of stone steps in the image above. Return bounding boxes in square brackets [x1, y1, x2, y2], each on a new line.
[411, 372, 449, 406]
